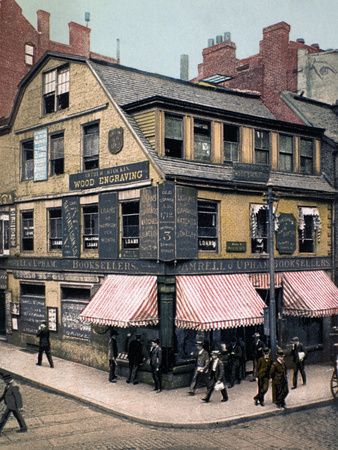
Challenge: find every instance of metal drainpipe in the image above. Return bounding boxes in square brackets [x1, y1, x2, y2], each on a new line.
[267, 184, 277, 360]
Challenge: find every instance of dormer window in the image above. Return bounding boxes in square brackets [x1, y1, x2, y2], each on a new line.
[43, 66, 69, 114]
[254, 130, 270, 165]
[300, 138, 313, 175]
[194, 119, 211, 162]
[165, 114, 183, 158]
[224, 124, 239, 163]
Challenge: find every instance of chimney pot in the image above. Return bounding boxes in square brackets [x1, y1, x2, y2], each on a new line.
[208, 38, 215, 47]
[311, 43, 320, 49]
[296, 38, 305, 44]
[216, 35, 223, 44]
[224, 32, 231, 42]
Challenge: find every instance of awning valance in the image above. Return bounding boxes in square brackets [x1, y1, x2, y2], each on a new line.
[283, 271, 338, 318]
[176, 274, 266, 331]
[249, 273, 283, 289]
[80, 275, 158, 327]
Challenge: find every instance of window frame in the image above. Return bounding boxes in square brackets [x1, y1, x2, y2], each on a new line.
[49, 132, 64, 176]
[299, 138, 314, 175]
[24, 43, 34, 65]
[278, 134, 294, 172]
[21, 210, 34, 252]
[254, 129, 270, 165]
[121, 200, 140, 250]
[197, 200, 218, 252]
[21, 139, 34, 181]
[250, 205, 268, 254]
[164, 113, 184, 159]
[43, 65, 69, 114]
[82, 122, 100, 171]
[0, 214, 9, 255]
[194, 119, 212, 162]
[82, 204, 99, 250]
[223, 123, 240, 163]
[48, 208, 63, 251]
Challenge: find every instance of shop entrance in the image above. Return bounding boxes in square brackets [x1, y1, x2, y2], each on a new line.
[0, 291, 6, 335]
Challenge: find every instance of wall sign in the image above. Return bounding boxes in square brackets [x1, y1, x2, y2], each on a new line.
[9, 206, 16, 247]
[20, 295, 45, 335]
[139, 186, 158, 259]
[34, 128, 48, 181]
[234, 163, 270, 183]
[226, 241, 247, 253]
[0, 270, 7, 290]
[47, 307, 58, 332]
[62, 197, 80, 258]
[69, 161, 149, 191]
[108, 127, 124, 154]
[175, 186, 198, 260]
[10, 302, 20, 316]
[0, 192, 15, 206]
[276, 213, 297, 255]
[158, 183, 176, 261]
[62, 300, 91, 340]
[98, 192, 118, 259]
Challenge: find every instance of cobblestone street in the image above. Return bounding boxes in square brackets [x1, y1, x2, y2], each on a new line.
[0, 382, 336, 450]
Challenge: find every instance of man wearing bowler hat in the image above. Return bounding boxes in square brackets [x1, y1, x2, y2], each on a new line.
[253, 347, 272, 406]
[290, 336, 307, 389]
[108, 329, 119, 383]
[188, 340, 210, 395]
[36, 321, 54, 368]
[0, 374, 27, 434]
[201, 350, 228, 403]
[270, 349, 289, 409]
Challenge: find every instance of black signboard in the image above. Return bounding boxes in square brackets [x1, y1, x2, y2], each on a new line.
[226, 241, 247, 253]
[159, 183, 176, 261]
[108, 128, 124, 155]
[9, 206, 16, 247]
[276, 213, 297, 255]
[234, 163, 270, 183]
[61, 300, 91, 340]
[20, 295, 45, 334]
[99, 192, 118, 259]
[176, 186, 198, 260]
[69, 161, 149, 191]
[62, 197, 80, 258]
[0, 270, 7, 290]
[140, 186, 159, 259]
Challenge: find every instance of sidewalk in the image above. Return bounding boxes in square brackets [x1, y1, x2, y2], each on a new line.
[0, 341, 334, 428]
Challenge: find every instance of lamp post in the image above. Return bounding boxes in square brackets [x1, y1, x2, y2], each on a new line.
[267, 183, 277, 360]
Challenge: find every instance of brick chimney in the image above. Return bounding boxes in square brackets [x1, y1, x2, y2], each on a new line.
[37, 10, 50, 54]
[69, 22, 90, 57]
[197, 40, 237, 80]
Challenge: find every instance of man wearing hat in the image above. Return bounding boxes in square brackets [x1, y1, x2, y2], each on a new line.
[201, 350, 228, 403]
[253, 347, 272, 406]
[290, 337, 307, 389]
[36, 321, 54, 368]
[251, 332, 264, 381]
[227, 338, 242, 388]
[108, 329, 118, 383]
[127, 334, 143, 385]
[149, 338, 162, 393]
[188, 341, 210, 395]
[0, 374, 27, 434]
[270, 349, 289, 409]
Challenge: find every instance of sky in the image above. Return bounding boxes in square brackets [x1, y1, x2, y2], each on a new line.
[16, 0, 338, 80]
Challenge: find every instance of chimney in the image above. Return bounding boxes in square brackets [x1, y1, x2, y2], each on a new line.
[180, 54, 189, 81]
[216, 35, 223, 44]
[69, 22, 91, 57]
[208, 38, 215, 48]
[296, 38, 305, 44]
[37, 10, 50, 52]
[311, 43, 320, 50]
[200, 39, 237, 79]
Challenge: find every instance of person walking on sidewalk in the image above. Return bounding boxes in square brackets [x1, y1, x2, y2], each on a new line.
[201, 350, 228, 403]
[290, 336, 307, 389]
[270, 349, 289, 409]
[36, 321, 54, 368]
[228, 338, 242, 388]
[251, 332, 264, 381]
[253, 347, 272, 406]
[238, 337, 247, 381]
[150, 339, 162, 393]
[108, 329, 118, 383]
[126, 334, 143, 385]
[0, 374, 27, 435]
[188, 341, 210, 395]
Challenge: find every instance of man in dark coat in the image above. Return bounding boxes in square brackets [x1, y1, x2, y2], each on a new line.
[201, 350, 228, 403]
[36, 321, 54, 368]
[149, 338, 162, 393]
[238, 337, 247, 380]
[270, 349, 289, 409]
[0, 374, 27, 434]
[127, 334, 143, 385]
[251, 332, 264, 381]
[188, 341, 210, 395]
[228, 338, 242, 388]
[290, 336, 307, 389]
[253, 347, 272, 406]
[108, 329, 118, 382]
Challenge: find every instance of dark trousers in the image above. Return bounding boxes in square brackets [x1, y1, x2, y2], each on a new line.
[127, 363, 139, 383]
[293, 363, 306, 387]
[253, 358, 259, 378]
[109, 360, 117, 381]
[189, 370, 207, 392]
[205, 378, 228, 402]
[37, 347, 54, 367]
[273, 381, 289, 407]
[254, 377, 269, 403]
[229, 360, 241, 386]
[0, 408, 27, 432]
[240, 359, 246, 380]
[151, 367, 161, 391]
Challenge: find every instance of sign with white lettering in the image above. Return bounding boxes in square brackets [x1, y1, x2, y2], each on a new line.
[98, 192, 118, 259]
[62, 197, 80, 258]
[0, 270, 7, 289]
[47, 307, 58, 332]
[34, 128, 48, 181]
[20, 295, 45, 334]
[175, 186, 198, 259]
[159, 183, 176, 261]
[9, 206, 16, 247]
[62, 300, 91, 340]
[234, 163, 270, 183]
[140, 186, 158, 259]
[277, 213, 296, 255]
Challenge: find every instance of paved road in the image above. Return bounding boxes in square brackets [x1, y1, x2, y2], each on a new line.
[0, 381, 337, 450]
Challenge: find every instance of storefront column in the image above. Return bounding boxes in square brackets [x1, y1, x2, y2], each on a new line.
[158, 275, 175, 372]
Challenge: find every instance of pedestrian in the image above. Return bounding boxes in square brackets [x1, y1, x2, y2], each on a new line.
[227, 338, 242, 388]
[0, 374, 27, 434]
[219, 342, 230, 383]
[36, 321, 54, 368]
[127, 334, 143, 385]
[188, 340, 209, 395]
[108, 329, 118, 383]
[270, 349, 289, 409]
[201, 350, 228, 403]
[251, 332, 264, 381]
[253, 347, 272, 406]
[290, 336, 307, 389]
[238, 337, 247, 380]
[149, 338, 162, 393]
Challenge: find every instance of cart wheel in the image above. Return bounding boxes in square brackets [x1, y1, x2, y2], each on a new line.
[331, 369, 338, 400]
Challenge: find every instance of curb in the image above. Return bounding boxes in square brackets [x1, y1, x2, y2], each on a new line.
[3, 369, 335, 429]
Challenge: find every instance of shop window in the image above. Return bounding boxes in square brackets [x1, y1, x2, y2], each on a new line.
[165, 114, 183, 158]
[198, 200, 218, 251]
[279, 134, 293, 172]
[298, 207, 321, 253]
[0, 214, 9, 255]
[251, 205, 268, 253]
[43, 66, 69, 114]
[49, 208, 62, 250]
[21, 211, 34, 251]
[83, 205, 98, 250]
[83, 123, 99, 170]
[194, 119, 211, 162]
[254, 130, 270, 165]
[50, 133, 64, 175]
[224, 124, 239, 163]
[25, 44, 34, 65]
[122, 201, 139, 249]
[300, 138, 313, 175]
[21, 139, 34, 181]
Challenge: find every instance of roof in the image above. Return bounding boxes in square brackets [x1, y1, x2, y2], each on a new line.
[283, 92, 338, 144]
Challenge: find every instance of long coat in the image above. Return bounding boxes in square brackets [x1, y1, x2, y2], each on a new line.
[0, 384, 23, 412]
[270, 359, 288, 403]
[150, 346, 162, 370]
[128, 339, 143, 365]
[207, 358, 225, 384]
[36, 327, 50, 350]
[108, 337, 118, 360]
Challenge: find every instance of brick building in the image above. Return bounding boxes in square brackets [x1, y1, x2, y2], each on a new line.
[0, 0, 117, 119]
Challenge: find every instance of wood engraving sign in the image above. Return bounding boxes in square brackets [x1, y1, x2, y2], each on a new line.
[62, 197, 80, 258]
[61, 300, 91, 340]
[108, 127, 124, 154]
[20, 295, 45, 334]
[140, 186, 159, 259]
[175, 186, 198, 260]
[276, 213, 297, 255]
[98, 192, 118, 259]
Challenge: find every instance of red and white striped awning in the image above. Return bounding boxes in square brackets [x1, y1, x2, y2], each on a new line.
[283, 271, 338, 318]
[176, 274, 266, 331]
[80, 275, 158, 327]
[249, 273, 283, 289]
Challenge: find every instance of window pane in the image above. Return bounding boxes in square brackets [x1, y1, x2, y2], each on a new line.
[122, 201, 139, 249]
[255, 130, 269, 149]
[300, 139, 313, 157]
[50, 134, 64, 160]
[57, 68, 70, 94]
[165, 115, 183, 139]
[280, 135, 293, 154]
[83, 206, 98, 249]
[255, 149, 269, 165]
[84, 124, 99, 157]
[279, 153, 292, 172]
[198, 201, 217, 251]
[44, 70, 56, 94]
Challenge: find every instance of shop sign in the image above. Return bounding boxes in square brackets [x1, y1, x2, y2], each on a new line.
[12, 270, 100, 283]
[69, 161, 149, 191]
[47, 307, 58, 332]
[226, 241, 247, 253]
[62, 197, 80, 258]
[233, 163, 270, 183]
[0, 270, 7, 289]
[277, 213, 297, 255]
[98, 192, 118, 259]
[9, 206, 16, 247]
[20, 295, 46, 335]
[34, 128, 48, 181]
[108, 127, 124, 154]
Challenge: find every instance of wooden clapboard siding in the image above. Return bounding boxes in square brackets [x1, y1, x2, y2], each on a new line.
[132, 110, 156, 149]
